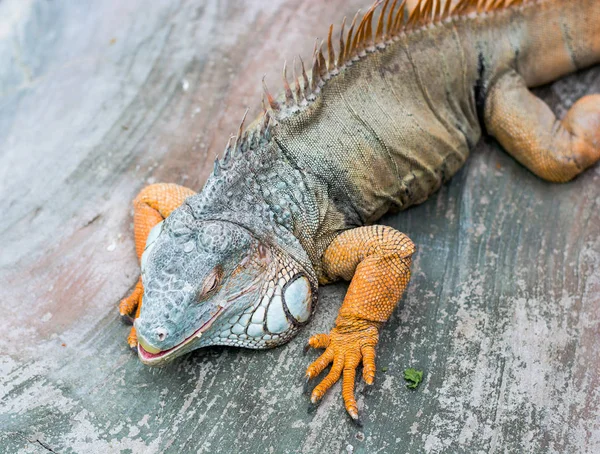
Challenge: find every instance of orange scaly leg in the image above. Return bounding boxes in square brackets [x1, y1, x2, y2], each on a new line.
[119, 183, 196, 348]
[485, 69, 600, 183]
[305, 225, 415, 420]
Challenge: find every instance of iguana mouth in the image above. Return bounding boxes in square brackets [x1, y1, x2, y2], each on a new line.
[137, 307, 224, 365]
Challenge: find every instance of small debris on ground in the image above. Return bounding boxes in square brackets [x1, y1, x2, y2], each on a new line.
[403, 368, 423, 389]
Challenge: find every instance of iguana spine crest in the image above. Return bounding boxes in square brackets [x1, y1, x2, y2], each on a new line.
[214, 0, 534, 178]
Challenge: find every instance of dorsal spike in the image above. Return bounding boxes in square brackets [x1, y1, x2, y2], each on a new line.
[455, 0, 472, 14]
[452, 0, 469, 14]
[260, 97, 267, 128]
[418, 0, 428, 23]
[393, 0, 406, 34]
[429, 0, 437, 19]
[352, 11, 368, 55]
[327, 24, 336, 69]
[311, 40, 320, 92]
[282, 61, 294, 107]
[299, 55, 310, 95]
[422, 0, 434, 23]
[293, 57, 303, 102]
[260, 106, 270, 135]
[407, 0, 423, 27]
[442, 0, 452, 18]
[452, 0, 465, 13]
[234, 108, 249, 153]
[222, 135, 235, 166]
[345, 10, 361, 59]
[338, 16, 346, 65]
[318, 41, 328, 76]
[364, 3, 379, 47]
[213, 157, 221, 176]
[262, 76, 280, 111]
[376, 0, 390, 43]
[386, 0, 399, 38]
[433, 0, 441, 20]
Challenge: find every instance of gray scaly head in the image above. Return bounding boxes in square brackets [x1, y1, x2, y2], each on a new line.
[135, 113, 319, 366]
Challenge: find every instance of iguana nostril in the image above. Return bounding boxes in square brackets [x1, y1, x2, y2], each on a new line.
[155, 328, 168, 342]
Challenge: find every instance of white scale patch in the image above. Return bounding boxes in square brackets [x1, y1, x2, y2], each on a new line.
[251, 306, 265, 323]
[247, 323, 264, 337]
[231, 324, 244, 335]
[283, 276, 311, 323]
[228, 276, 312, 342]
[266, 293, 290, 334]
[238, 313, 251, 326]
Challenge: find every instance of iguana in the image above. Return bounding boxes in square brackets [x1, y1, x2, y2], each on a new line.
[118, 0, 600, 421]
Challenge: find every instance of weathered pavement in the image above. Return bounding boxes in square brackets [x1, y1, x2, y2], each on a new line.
[1, 1, 599, 453]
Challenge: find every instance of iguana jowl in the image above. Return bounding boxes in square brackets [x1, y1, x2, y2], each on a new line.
[119, 0, 600, 420]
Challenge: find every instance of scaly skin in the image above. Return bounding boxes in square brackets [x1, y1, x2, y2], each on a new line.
[119, 0, 600, 421]
[485, 76, 600, 183]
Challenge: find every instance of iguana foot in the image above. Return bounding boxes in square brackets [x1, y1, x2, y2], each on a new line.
[119, 277, 143, 322]
[119, 277, 143, 349]
[305, 318, 379, 420]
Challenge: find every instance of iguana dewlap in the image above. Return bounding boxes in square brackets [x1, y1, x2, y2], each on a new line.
[119, 0, 600, 421]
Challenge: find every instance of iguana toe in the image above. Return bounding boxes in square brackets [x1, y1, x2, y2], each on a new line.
[305, 323, 379, 420]
[127, 326, 138, 351]
[119, 277, 143, 318]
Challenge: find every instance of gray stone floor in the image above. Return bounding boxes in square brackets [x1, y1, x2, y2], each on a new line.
[1, 1, 599, 453]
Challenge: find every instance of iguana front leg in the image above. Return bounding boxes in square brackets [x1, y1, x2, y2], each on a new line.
[119, 183, 195, 348]
[485, 69, 600, 183]
[305, 225, 415, 420]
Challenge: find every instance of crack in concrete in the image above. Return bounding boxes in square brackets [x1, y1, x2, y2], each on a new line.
[7, 431, 60, 453]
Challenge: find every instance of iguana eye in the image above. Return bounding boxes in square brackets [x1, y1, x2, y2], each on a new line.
[197, 266, 223, 301]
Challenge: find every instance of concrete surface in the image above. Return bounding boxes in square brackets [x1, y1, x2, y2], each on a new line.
[1, 0, 599, 453]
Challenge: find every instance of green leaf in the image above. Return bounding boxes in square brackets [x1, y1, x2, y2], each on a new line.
[403, 368, 423, 389]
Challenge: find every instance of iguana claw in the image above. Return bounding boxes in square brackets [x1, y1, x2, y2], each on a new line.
[302, 376, 311, 395]
[305, 321, 378, 420]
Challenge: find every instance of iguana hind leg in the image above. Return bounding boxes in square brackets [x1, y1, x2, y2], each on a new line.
[485, 69, 600, 183]
[119, 183, 196, 348]
[305, 225, 415, 420]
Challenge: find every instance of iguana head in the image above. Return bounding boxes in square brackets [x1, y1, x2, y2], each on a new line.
[134, 202, 314, 366]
